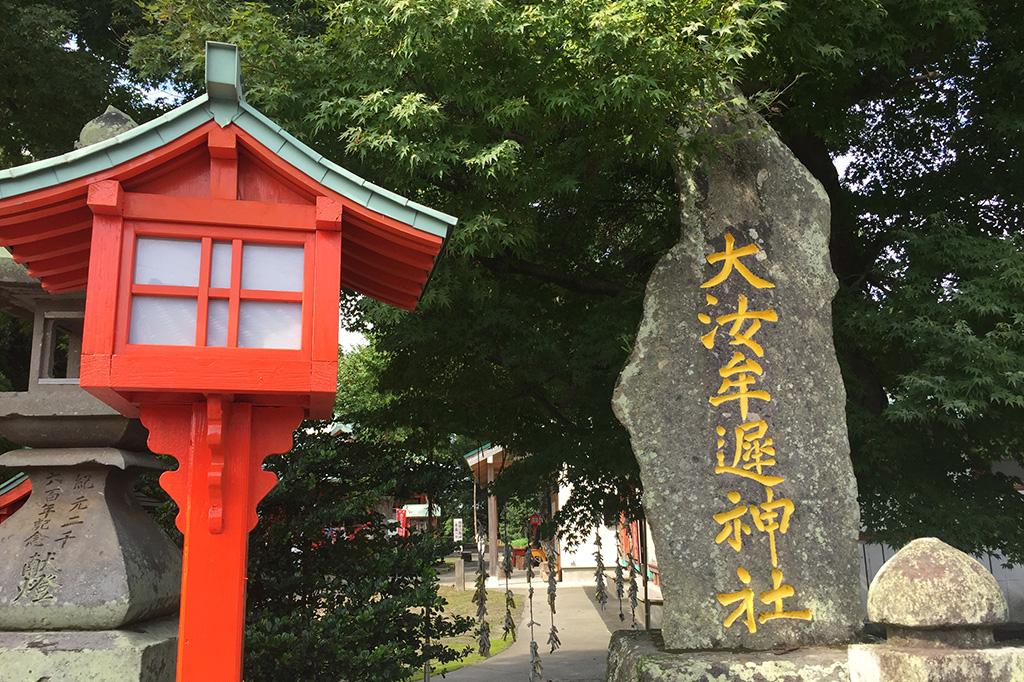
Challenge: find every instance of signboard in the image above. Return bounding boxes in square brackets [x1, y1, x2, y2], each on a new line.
[453, 517, 463, 543]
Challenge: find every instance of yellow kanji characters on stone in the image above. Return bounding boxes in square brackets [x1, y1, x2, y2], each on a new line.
[758, 568, 812, 624]
[751, 489, 795, 568]
[699, 294, 778, 356]
[733, 420, 777, 475]
[714, 422, 784, 487]
[698, 293, 720, 349]
[709, 352, 772, 420]
[717, 566, 757, 633]
[716, 295, 778, 357]
[701, 232, 775, 290]
[713, 491, 752, 552]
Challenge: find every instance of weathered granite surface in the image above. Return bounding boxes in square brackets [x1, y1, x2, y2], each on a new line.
[869, 537, 1008, 631]
[0, 616, 176, 681]
[75, 106, 138, 149]
[0, 449, 180, 630]
[0, 408, 150, 449]
[613, 109, 864, 650]
[608, 631, 1024, 682]
[848, 642, 1024, 682]
[607, 630, 850, 682]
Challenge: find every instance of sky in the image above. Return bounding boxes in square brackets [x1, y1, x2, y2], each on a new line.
[340, 327, 367, 352]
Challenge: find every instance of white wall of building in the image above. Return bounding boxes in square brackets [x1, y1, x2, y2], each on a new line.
[556, 483, 619, 570]
[561, 523, 619, 570]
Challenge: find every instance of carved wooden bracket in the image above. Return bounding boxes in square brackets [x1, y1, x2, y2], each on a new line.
[206, 396, 226, 534]
[139, 399, 302, 681]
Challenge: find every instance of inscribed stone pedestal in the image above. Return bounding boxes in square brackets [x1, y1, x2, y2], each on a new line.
[613, 109, 864, 650]
[0, 449, 180, 630]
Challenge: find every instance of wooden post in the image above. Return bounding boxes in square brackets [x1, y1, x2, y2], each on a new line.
[472, 477, 479, 552]
[454, 556, 466, 591]
[141, 399, 302, 681]
[487, 458, 498, 578]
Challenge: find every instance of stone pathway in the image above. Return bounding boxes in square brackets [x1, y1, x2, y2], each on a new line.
[436, 579, 613, 682]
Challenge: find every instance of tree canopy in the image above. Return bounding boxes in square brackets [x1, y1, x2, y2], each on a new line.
[0, 0, 160, 164]
[2, 0, 1021, 560]
[130, 0, 786, 536]
[243, 427, 470, 682]
[755, 0, 1024, 556]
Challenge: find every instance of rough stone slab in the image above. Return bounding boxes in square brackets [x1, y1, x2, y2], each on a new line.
[0, 617, 176, 681]
[613, 109, 864, 650]
[607, 630, 850, 682]
[0, 412, 149, 450]
[0, 448, 167, 471]
[848, 642, 1024, 682]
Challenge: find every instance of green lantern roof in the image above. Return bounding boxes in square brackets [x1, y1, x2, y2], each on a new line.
[0, 42, 455, 240]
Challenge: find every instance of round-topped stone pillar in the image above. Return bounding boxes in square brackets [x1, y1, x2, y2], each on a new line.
[850, 537, 1024, 681]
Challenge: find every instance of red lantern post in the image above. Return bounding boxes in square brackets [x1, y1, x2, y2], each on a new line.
[0, 42, 453, 681]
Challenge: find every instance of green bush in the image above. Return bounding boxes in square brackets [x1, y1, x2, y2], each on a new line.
[244, 427, 472, 682]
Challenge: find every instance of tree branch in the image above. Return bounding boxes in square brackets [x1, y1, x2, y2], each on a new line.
[478, 256, 625, 296]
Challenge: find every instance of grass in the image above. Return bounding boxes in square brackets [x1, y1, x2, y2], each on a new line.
[417, 585, 520, 679]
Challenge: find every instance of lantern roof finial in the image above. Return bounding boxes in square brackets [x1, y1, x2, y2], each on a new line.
[205, 42, 244, 104]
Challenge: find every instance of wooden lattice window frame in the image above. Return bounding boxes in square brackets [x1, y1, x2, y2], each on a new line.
[115, 222, 315, 357]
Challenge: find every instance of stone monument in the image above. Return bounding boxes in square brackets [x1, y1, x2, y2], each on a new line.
[614, 106, 864, 649]
[0, 108, 180, 682]
[606, 104, 1024, 681]
[610, 105, 864, 676]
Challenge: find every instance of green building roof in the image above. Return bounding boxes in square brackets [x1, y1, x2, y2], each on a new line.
[0, 472, 28, 498]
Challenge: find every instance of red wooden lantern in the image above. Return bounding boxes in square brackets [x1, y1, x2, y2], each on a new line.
[0, 42, 453, 680]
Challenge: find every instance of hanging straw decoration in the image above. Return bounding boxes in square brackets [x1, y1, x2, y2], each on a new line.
[545, 539, 561, 653]
[500, 515, 516, 641]
[529, 640, 543, 682]
[593, 526, 608, 611]
[502, 588, 517, 642]
[614, 526, 626, 622]
[473, 555, 491, 657]
[526, 544, 542, 681]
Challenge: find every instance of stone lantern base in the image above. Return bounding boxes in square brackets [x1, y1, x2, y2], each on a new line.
[0, 448, 181, 681]
[848, 641, 1024, 681]
[0, 617, 177, 682]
